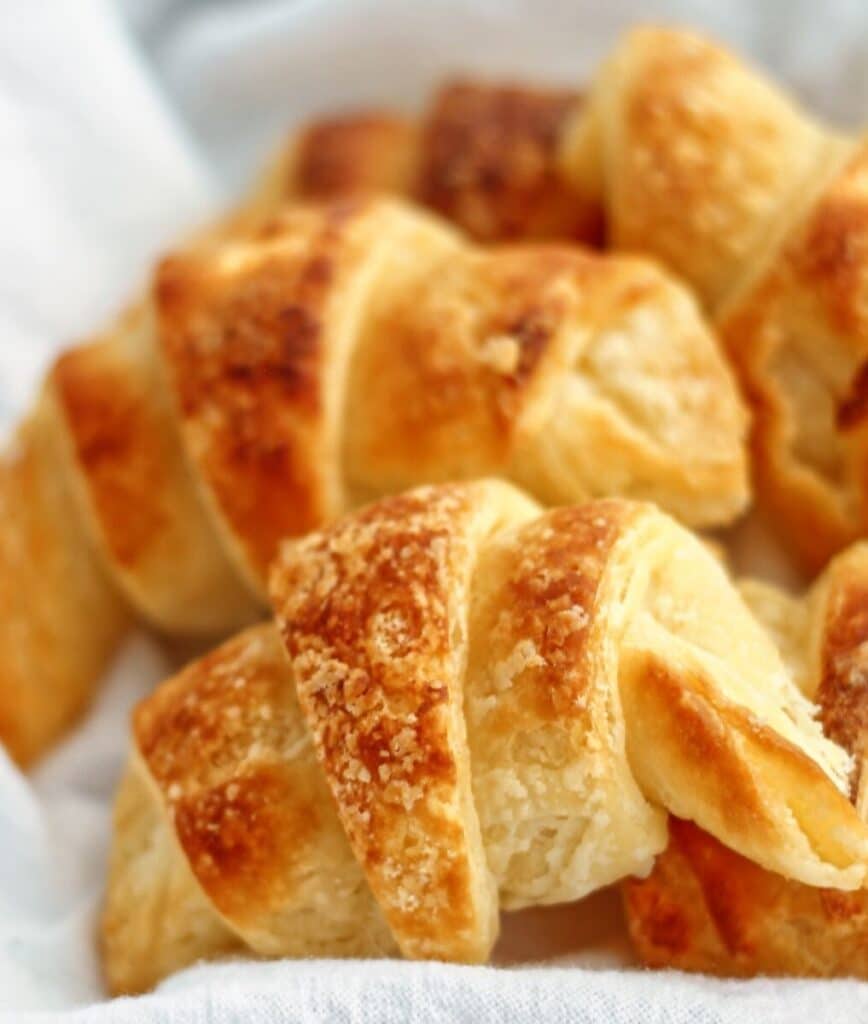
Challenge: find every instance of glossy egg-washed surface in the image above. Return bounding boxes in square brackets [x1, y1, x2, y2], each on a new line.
[103, 481, 868, 992]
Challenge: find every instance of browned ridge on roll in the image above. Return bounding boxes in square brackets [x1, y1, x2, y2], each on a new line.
[249, 80, 602, 245]
[0, 196, 747, 766]
[258, 27, 868, 571]
[625, 550, 868, 977]
[101, 480, 868, 994]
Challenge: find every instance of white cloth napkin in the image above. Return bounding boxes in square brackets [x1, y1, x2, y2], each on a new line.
[4, 1, 868, 1020]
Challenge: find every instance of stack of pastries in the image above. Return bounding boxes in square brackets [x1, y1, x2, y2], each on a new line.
[5, 23, 868, 992]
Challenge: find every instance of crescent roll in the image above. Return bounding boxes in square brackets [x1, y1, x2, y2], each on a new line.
[0, 198, 748, 766]
[102, 481, 868, 994]
[624, 544, 868, 976]
[566, 26, 868, 571]
[266, 29, 868, 571]
[246, 82, 601, 244]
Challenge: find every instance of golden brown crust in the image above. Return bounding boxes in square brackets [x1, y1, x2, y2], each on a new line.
[239, 31, 868, 576]
[494, 502, 632, 715]
[155, 193, 747, 587]
[138, 628, 318, 928]
[2, 193, 749, 764]
[627, 661, 786, 846]
[101, 762, 243, 996]
[463, 499, 668, 908]
[267, 30, 868, 570]
[53, 332, 168, 570]
[415, 80, 600, 243]
[624, 544, 868, 977]
[128, 623, 394, 967]
[134, 627, 309, 927]
[293, 113, 418, 199]
[107, 482, 868, 989]
[49, 306, 260, 633]
[273, 480, 866, 904]
[562, 25, 868, 570]
[155, 205, 357, 584]
[718, 142, 868, 571]
[509, 252, 749, 525]
[837, 360, 868, 430]
[344, 230, 748, 525]
[569, 26, 829, 310]
[271, 81, 601, 246]
[625, 818, 868, 978]
[817, 569, 868, 797]
[346, 245, 594, 486]
[271, 482, 512, 961]
[0, 403, 129, 765]
[621, 650, 864, 875]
